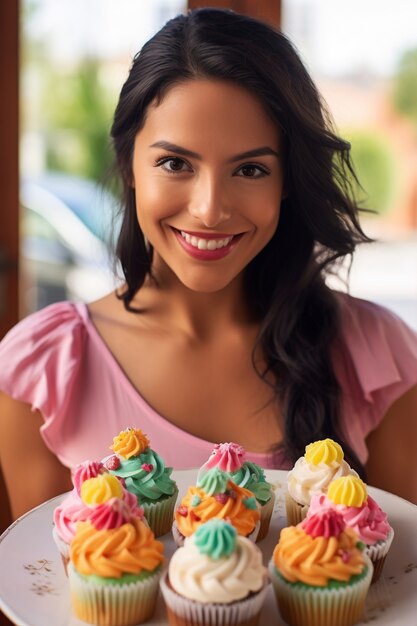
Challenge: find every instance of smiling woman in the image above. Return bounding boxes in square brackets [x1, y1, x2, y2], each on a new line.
[0, 8, 417, 521]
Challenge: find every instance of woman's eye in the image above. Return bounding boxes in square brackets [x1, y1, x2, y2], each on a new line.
[157, 157, 191, 173]
[235, 163, 270, 178]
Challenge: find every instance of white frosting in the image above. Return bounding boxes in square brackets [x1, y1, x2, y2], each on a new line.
[287, 457, 358, 506]
[168, 534, 266, 603]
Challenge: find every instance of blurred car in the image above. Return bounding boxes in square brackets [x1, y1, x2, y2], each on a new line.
[20, 171, 121, 313]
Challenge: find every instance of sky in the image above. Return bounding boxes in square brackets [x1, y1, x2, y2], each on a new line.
[26, 0, 417, 78]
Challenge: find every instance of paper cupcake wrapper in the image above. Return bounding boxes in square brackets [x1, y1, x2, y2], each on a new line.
[268, 554, 373, 626]
[256, 492, 276, 542]
[172, 520, 260, 548]
[68, 563, 161, 626]
[142, 487, 179, 537]
[365, 527, 394, 584]
[160, 572, 269, 626]
[284, 492, 309, 526]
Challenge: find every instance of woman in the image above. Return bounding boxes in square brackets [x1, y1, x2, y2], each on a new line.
[1, 8, 416, 519]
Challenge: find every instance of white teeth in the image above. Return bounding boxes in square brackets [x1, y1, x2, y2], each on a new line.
[180, 231, 233, 250]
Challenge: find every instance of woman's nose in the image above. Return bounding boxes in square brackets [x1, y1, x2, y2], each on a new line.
[187, 174, 231, 228]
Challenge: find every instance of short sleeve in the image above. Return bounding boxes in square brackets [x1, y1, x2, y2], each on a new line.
[0, 301, 86, 434]
[336, 294, 417, 437]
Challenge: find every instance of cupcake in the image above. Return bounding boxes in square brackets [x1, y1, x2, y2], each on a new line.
[197, 442, 275, 541]
[103, 427, 178, 537]
[308, 475, 394, 583]
[286, 438, 358, 525]
[160, 519, 269, 626]
[53, 465, 142, 574]
[269, 509, 373, 626]
[172, 467, 260, 547]
[68, 478, 164, 626]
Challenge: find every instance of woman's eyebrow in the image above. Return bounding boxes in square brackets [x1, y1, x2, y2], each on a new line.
[150, 140, 280, 161]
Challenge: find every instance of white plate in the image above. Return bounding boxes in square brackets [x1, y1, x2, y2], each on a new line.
[0, 469, 416, 626]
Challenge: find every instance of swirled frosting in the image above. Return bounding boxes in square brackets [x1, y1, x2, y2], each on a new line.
[104, 428, 177, 502]
[308, 492, 392, 545]
[169, 521, 266, 603]
[54, 477, 142, 544]
[111, 428, 150, 459]
[175, 478, 260, 538]
[328, 476, 368, 507]
[81, 474, 123, 505]
[198, 443, 273, 505]
[287, 439, 358, 506]
[70, 517, 164, 578]
[72, 460, 107, 496]
[273, 510, 366, 586]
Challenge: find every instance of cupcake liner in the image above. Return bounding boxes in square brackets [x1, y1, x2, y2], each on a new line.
[256, 492, 275, 542]
[365, 528, 394, 584]
[142, 488, 179, 537]
[160, 572, 269, 626]
[285, 493, 309, 526]
[269, 554, 373, 626]
[172, 520, 260, 548]
[68, 563, 161, 626]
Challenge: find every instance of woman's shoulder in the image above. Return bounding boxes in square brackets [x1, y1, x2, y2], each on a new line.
[333, 291, 417, 409]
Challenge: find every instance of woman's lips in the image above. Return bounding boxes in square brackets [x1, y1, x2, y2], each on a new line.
[172, 228, 243, 260]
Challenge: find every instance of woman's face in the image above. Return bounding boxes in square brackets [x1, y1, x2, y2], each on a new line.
[132, 79, 285, 293]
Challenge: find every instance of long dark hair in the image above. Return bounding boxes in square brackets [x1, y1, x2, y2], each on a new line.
[110, 8, 371, 475]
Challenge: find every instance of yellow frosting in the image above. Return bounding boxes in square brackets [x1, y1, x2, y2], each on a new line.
[70, 517, 164, 577]
[111, 428, 150, 459]
[175, 482, 260, 538]
[304, 439, 344, 466]
[80, 474, 123, 505]
[327, 476, 368, 507]
[273, 525, 364, 586]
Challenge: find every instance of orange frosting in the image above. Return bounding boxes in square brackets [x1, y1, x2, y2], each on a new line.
[273, 525, 365, 586]
[175, 482, 260, 537]
[110, 428, 150, 459]
[70, 517, 164, 578]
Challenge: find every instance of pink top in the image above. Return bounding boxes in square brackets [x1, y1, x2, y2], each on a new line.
[0, 293, 416, 470]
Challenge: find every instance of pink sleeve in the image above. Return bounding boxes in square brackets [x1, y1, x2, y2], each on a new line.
[0, 302, 86, 441]
[338, 295, 417, 436]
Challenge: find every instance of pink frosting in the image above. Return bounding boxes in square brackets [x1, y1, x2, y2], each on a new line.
[53, 487, 143, 544]
[204, 442, 246, 472]
[72, 460, 107, 495]
[301, 509, 345, 538]
[308, 493, 392, 544]
[87, 498, 138, 530]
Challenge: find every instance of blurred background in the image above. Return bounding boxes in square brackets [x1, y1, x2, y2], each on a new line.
[3, 0, 417, 328]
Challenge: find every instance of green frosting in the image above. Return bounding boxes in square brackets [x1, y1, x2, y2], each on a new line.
[108, 448, 177, 503]
[231, 462, 273, 505]
[198, 467, 229, 495]
[243, 496, 257, 510]
[76, 565, 161, 586]
[194, 519, 237, 559]
[276, 567, 369, 590]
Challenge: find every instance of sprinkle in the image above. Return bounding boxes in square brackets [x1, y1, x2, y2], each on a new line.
[215, 493, 229, 504]
[341, 551, 350, 563]
[141, 463, 154, 473]
[177, 505, 188, 517]
[191, 495, 201, 507]
[243, 496, 257, 510]
[190, 510, 201, 522]
[227, 489, 237, 500]
[356, 541, 366, 551]
[104, 455, 121, 471]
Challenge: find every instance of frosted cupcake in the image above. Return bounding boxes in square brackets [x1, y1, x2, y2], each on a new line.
[286, 438, 358, 525]
[53, 467, 142, 574]
[103, 427, 178, 537]
[68, 479, 164, 626]
[173, 467, 260, 547]
[160, 519, 269, 626]
[269, 509, 373, 626]
[308, 475, 394, 583]
[197, 442, 275, 541]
